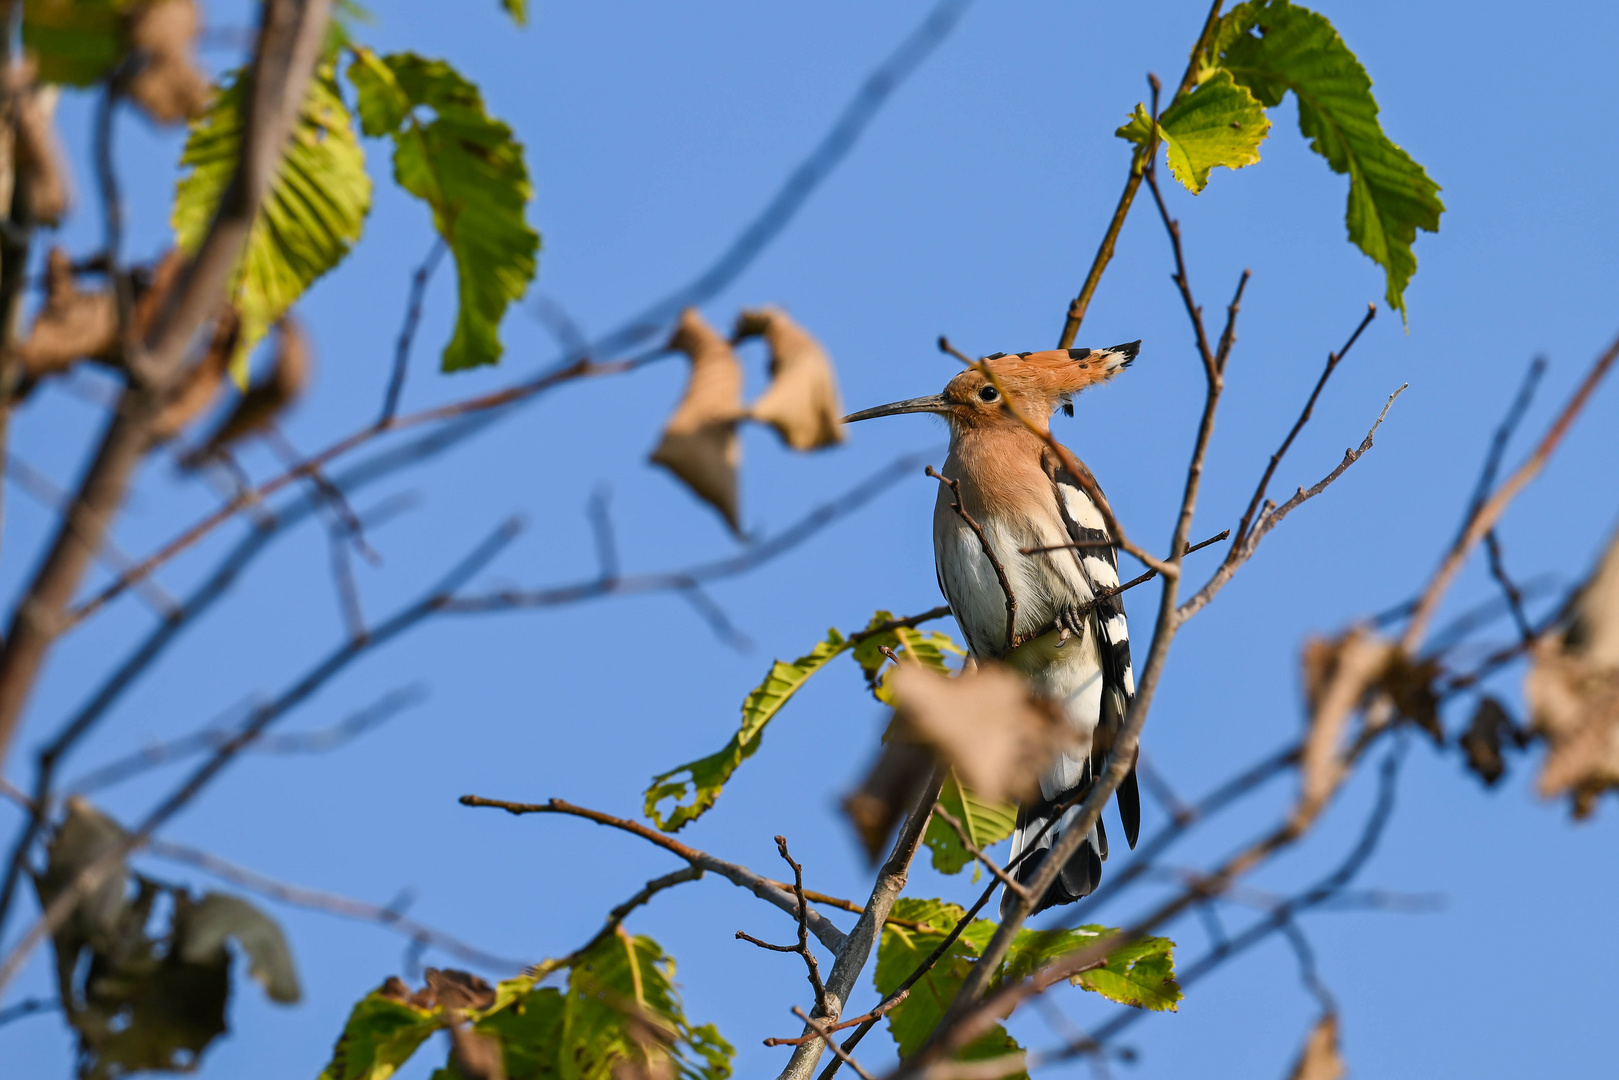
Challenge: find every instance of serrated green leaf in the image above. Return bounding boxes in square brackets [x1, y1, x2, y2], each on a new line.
[347, 49, 539, 371]
[563, 933, 734, 1080]
[1001, 926, 1182, 1012]
[23, 0, 125, 86]
[174, 63, 371, 383]
[645, 627, 850, 831]
[923, 771, 1017, 876]
[1214, 0, 1442, 316]
[471, 985, 566, 1080]
[1116, 70, 1269, 193]
[317, 991, 443, 1080]
[876, 898, 1025, 1075]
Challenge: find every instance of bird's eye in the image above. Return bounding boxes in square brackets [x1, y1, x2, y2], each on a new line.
[978, 385, 1000, 402]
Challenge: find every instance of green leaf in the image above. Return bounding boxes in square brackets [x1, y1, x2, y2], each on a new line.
[347, 49, 539, 371]
[850, 612, 962, 703]
[179, 893, 301, 1003]
[500, 0, 528, 26]
[317, 990, 443, 1080]
[876, 899, 1025, 1075]
[1001, 926, 1182, 1012]
[471, 985, 566, 1080]
[1116, 70, 1270, 193]
[174, 63, 371, 383]
[23, 0, 124, 86]
[923, 771, 1017, 876]
[645, 627, 851, 831]
[1213, 0, 1443, 316]
[562, 932, 733, 1080]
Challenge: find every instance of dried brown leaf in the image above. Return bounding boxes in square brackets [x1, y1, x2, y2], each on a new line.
[1528, 528, 1619, 817]
[735, 306, 844, 450]
[887, 662, 1070, 805]
[126, 0, 209, 124]
[424, 968, 496, 1012]
[841, 736, 934, 862]
[14, 248, 116, 378]
[1298, 629, 1393, 824]
[1285, 1013, 1345, 1080]
[1459, 696, 1527, 787]
[650, 308, 745, 532]
[151, 305, 236, 441]
[15, 79, 70, 225]
[182, 316, 311, 465]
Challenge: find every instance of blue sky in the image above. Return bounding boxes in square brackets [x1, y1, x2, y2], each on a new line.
[4, 1, 1618, 1077]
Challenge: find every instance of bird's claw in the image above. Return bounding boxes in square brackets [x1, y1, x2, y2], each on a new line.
[1052, 610, 1087, 648]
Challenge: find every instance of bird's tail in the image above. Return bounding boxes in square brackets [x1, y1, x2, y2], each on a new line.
[1002, 752, 1140, 918]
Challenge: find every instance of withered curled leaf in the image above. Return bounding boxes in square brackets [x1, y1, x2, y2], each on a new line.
[450, 1021, 509, 1080]
[424, 967, 497, 1012]
[841, 735, 935, 863]
[14, 247, 117, 379]
[734, 306, 844, 450]
[15, 77, 70, 225]
[1285, 1013, 1346, 1080]
[126, 0, 209, 124]
[1458, 696, 1524, 787]
[650, 308, 745, 532]
[1527, 527, 1619, 817]
[151, 305, 237, 442]
[181, 316, 311, 466]
[1298, 628, 1393, 824]
[886, 662, 1070, 805]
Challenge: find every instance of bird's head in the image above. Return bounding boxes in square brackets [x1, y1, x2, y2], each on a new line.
[843, 341, 1141, 430]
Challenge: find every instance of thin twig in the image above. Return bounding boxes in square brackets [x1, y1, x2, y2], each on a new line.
[380, 238, 447, 424]
[927, 465, 1017, 654]
[1232, 303, 1378, 551]
[778, 835, 831, 1014]
[144, 836, 525, 972]
[458, 796, 847, 953]
[932, 806, 1029, 902]
[1402, 328, 1619, 652]
[793, 1007, 879, 1080]
[0, 517, 521, 996]
[1482, 531, 1534, 643]
[1458, 356, 1547, 545]
[766, 991, 910, 1046]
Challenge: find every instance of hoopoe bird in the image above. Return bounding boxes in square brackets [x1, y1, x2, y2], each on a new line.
[845, 342, 1143, 915]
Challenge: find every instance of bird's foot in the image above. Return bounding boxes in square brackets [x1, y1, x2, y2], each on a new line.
[1052, 610, 1087, 649]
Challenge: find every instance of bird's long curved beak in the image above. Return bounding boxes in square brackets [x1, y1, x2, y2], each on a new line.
[842, 394, 950, 423]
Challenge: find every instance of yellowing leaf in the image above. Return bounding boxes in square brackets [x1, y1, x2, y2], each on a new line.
[735, 306, 844, 450]
[1000, 926, 1182, 1012]
[876, 898, 1024, 1074]
[173, 63, 370, 384]
[317, 985, 444, 1080]
[1116, 69, 1269, 193]
[649, 308, 747, 533]
[645, 625, 849, 831]
[347, 49, 539, 371]
[1214, 0, 1443, 317]
[923, 771, 1016, 876]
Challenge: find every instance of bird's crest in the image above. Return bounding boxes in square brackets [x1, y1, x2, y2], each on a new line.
[980, 341, 1141, 416]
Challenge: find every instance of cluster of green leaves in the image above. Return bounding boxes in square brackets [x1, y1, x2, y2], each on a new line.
[37, 800, 299, 1080]
[874, 899, 1181, 1076]
[1116, 0, 1443, 317]
[317, 932, 732, 1080]
[643, 612, 961, 832]
[21, 0, 125, 87]
[170, 10, 540, 384]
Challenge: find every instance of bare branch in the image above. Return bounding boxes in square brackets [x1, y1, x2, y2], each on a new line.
[1403, 326, 1619, 651]
[931, 806, 1029, 903]
[458, 796, 848, 953]
[144, 836, 526, 972]
[380, 238, 447, 424]
[1232, 303, 1378, 551]
[1179, 385, 1406, 622]
[792, 1007, 879, 1080]
[0, 518, 520, 996]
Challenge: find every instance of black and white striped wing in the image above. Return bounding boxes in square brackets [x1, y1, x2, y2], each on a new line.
[1050, 465, 1141, 848]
